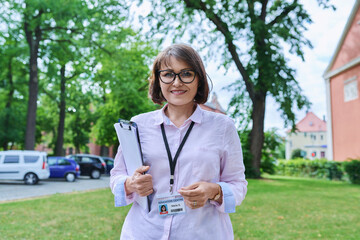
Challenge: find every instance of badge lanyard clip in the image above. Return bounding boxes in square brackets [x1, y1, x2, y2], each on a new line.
[169, 175, 174, 193]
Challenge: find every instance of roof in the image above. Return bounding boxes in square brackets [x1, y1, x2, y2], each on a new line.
[291, 112, 327, 133]
[323, 1, 360, 77]
[200, 93, 226, 114]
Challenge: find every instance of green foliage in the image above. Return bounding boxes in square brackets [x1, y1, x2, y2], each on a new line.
[138, 0, 337, 176]
[1, 0, 157, 152]
[90, 38, 158, 147]
[276, 158, 344, 180]
[238, 129, 254, 178]
[239, 128, 284, 177]
[0, 29, 28, 150]
[343, 160, 360, 184]
[0, 106, 26, 150]
[261, 128, 284, 174]
[291, 148, 305, 159]
[141, 0, 319, 124]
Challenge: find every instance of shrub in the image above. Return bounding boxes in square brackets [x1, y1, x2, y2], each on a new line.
[343, 160, 360, 184]
[291, 149, 304, 159]
[276, 158, 344, 180]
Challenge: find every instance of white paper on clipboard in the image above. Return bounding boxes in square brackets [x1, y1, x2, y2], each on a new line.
[114, 120, 149, 212]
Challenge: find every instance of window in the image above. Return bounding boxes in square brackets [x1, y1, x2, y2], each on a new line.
[91, 157, 100, 163]
[24, 156, 39, 163]
[321, 135, 323, 140]
[81, 157, 93, 163]
[344, 77, 358, 102]
[58, 159, 71, 165]
[304, 133, 307, 137]
[48, 158, 57, 166]
[4, 155, 19, 164]
[321, 151, 325, 158]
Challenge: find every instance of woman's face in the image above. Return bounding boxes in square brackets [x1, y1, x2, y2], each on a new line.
[159, 57, 198, 108]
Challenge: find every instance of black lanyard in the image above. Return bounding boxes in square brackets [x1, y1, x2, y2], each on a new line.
[161, 121, 195, 193]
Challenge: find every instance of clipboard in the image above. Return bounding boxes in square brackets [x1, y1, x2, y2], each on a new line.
[114, 119, 149, 212]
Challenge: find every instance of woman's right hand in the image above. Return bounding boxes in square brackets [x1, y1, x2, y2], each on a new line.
[125, 166, 153, 197]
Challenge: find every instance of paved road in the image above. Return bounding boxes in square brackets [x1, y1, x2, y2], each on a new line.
[0, 176, 110, 203]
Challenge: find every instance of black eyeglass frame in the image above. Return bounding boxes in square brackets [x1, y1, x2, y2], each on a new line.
[158, 70, 197, 84]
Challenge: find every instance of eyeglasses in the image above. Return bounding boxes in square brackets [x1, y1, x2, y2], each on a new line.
[158, 70, 196, 84]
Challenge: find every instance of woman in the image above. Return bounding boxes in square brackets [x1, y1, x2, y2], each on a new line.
[110, 44, 247, 240]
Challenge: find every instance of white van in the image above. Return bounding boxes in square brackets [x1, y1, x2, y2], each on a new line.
[0, 150, 50, 185]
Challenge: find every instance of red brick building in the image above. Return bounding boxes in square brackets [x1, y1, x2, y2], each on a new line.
[323, 1, 360, 161]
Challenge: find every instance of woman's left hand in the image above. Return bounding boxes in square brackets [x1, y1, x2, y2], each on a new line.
[178, 182, 220, 209]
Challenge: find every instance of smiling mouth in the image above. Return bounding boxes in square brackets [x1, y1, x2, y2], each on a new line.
[171, 90, 187, 95]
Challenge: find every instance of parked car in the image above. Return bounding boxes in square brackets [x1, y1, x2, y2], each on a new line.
[48, 157, 80, 182]
[102, 157, 114, 174]
[0, 150, 50, 185]
[66, 154, 106, 179]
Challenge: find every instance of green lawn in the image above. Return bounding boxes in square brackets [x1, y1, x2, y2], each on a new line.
[0, 176, 359, 240]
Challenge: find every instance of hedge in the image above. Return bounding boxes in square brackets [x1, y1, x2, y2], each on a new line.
[276, 159, 360, 184]
[276, 158, 343, 181]
[343, 160, 360, 184]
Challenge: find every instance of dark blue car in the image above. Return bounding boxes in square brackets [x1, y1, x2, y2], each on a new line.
[48, 157, 80, 182]
[102, 157, 114, 174]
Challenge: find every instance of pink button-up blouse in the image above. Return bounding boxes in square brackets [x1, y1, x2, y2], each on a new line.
[110, 104, 247, 240]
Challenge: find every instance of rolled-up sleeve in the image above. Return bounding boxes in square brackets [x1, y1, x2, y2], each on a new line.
[210, 117, 248, 213]
[110, 146, 136, 207]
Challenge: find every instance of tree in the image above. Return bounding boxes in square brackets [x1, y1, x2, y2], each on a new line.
[0, 23, 28, 150]
[2, 0, 131, 150]
[141, 0, 334, 177]
[90, 33, 157, 148]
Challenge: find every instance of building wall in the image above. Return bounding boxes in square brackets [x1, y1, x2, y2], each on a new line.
[286, 131, 327, 159]
[330, 6, 360, 71]
[330, 65, 360, 160]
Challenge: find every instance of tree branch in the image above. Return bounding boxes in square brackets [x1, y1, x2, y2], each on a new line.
[41, 26, 82, 33]
[260, 0, 269, 21]
[42, 37, 73, 43]
[183, 0, 255, 100]
[42, 87, 60, 106]
[65, 72, 78, 81]
[268, 0, 298, 26]
[91, 40, 113, 56]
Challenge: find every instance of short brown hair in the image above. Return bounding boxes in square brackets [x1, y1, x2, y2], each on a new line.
[149, 44, 209, 105]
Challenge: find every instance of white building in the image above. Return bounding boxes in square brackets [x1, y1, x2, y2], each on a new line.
[285, 112, 327, 160]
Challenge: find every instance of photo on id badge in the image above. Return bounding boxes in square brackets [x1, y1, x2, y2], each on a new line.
[159, 204, 168, 215]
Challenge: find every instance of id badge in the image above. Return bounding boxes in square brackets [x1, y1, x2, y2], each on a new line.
[157, 194, 186, 216]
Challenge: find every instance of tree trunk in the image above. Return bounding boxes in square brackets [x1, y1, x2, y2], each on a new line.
[54, 65, 66, 156]
[24, 10, 42, 150]
[249, 93, 266, 178]
[24, 46, 39, 150]
[3, 58, 14, 150]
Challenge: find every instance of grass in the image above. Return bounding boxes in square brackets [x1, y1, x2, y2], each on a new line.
[0, 176, 359, 240]
[233, 175, 360, 240]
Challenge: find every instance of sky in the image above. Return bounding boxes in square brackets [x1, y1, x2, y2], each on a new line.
[130, 1, 357, 134]
[205, 0, 357, 134]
